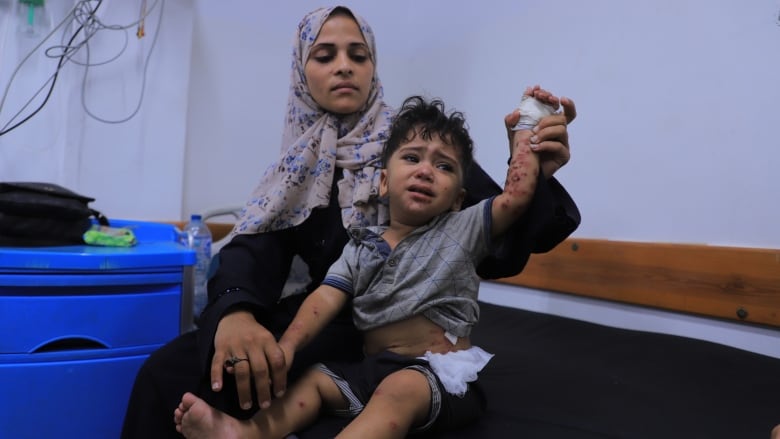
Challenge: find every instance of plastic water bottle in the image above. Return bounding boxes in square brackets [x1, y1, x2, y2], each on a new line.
[182, 214, 212, 321]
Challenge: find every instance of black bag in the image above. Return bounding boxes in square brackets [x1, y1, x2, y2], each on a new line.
[0, 182, 109, 247]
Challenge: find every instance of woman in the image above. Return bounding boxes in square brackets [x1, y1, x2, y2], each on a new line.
[121, 6, 579, 438]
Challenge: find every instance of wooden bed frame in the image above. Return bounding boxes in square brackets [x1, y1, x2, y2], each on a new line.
[496, 238, 780, 329]
[186, 221, 780, 329]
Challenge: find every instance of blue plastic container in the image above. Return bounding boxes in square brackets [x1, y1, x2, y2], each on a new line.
[0, 220, 195, 439]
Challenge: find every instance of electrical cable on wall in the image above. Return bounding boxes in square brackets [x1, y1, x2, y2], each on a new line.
[0, 0, 88, 137]
[80, 0, 163, 125]
[0, 0, 165, 137]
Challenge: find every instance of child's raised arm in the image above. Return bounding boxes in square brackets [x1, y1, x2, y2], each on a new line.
[491, 87, 560, 237]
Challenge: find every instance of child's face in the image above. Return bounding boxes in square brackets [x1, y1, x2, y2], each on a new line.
[380, 129, 465, 227]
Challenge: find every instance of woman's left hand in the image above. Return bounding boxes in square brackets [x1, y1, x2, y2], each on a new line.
[505, 87, 577, 179]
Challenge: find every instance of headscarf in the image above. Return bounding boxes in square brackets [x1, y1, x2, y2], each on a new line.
[232, 6, 393, 236]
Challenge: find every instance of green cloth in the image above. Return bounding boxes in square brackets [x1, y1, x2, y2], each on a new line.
[83, 225, 137, 247]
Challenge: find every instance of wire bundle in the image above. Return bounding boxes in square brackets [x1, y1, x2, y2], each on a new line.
[0, 0, 165, 136]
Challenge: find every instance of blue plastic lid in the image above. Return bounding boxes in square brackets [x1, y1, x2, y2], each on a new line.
[0, 219, 195, 272]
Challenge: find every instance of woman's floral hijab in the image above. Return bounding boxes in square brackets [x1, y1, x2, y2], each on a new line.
[232, 6, 392, 236]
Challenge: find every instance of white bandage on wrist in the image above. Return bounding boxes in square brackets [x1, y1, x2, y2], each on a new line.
[513, 95, 557, 131]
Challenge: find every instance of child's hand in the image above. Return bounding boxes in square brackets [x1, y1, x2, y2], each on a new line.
[524, 84, 561, 111]
[279, 341, 295, 373]
[274, 341, 295, 399]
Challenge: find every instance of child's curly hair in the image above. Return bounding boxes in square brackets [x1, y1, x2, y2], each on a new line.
[382, 96, 474, 176]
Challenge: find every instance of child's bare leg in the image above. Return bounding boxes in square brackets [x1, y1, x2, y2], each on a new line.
[174, 392, 257, 439]
[175, 368, 348, 439]
[336, 369, 431, 439]
[249, 368, 348, 437]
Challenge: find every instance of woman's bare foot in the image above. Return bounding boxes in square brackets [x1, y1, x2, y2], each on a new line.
[173, 392, 258, 439]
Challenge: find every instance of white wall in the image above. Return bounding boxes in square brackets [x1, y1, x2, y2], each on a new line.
[179, 1, 780, 357]
[2, 1, 779, 355]
[183, 0, 780, 251]
[0, 0, 193, 220]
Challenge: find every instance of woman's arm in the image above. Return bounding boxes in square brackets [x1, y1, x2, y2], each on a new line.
[195, 230, 295, 368]
[194, 230, 296, 410]
[463, 157, 580, 280]
[194, 183, 352, 411]
[465, 90, 580, 279]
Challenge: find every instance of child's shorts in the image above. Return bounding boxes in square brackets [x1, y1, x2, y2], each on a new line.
[316, 350, 487, 434]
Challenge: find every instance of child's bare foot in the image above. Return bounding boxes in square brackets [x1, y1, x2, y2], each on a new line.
[173, 392, 257, 439]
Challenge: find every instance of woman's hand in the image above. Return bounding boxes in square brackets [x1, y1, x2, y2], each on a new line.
[211, 310, 288, 411]
[505, 85, 577, 179]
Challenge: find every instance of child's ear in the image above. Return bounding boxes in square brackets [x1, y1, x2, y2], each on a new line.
[451, 188, 466, 212]
[379, 169, 388, 197]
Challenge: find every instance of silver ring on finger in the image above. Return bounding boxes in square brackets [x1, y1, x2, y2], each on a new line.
[225, 355, 248, 368]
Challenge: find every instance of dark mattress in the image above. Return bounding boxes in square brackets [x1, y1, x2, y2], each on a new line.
[302, 301, 780, 438]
